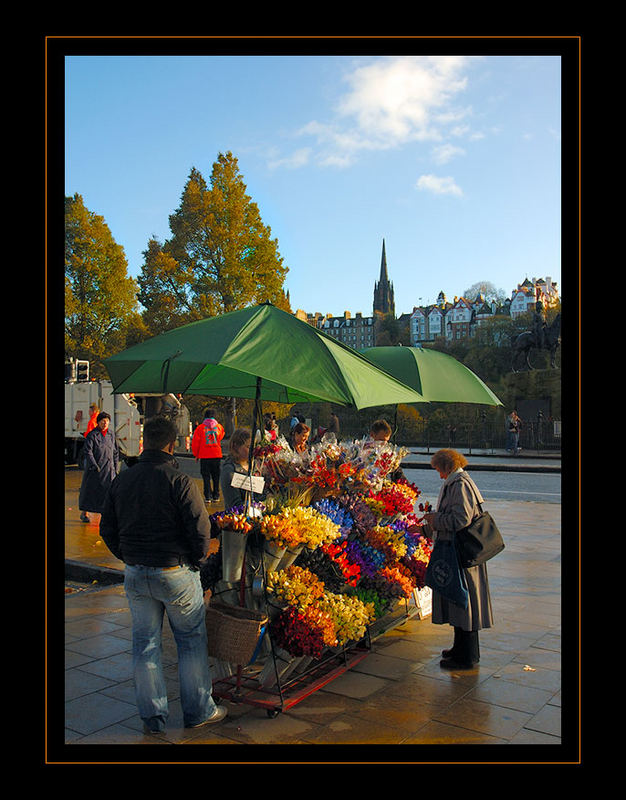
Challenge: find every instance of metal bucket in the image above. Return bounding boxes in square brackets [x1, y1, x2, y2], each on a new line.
[220, 529, 249, 583]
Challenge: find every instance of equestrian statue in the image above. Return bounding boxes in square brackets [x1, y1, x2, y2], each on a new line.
[511, 301, 561, 372]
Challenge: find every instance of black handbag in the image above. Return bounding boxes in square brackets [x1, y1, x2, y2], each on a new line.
[455, 504, 505, 568]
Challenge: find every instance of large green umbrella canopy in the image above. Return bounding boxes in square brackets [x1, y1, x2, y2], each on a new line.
[360, 346, 502, 406]
[104, 303, 427, 409]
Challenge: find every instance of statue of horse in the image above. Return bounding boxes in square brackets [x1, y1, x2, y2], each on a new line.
[511, 313, 561, 372]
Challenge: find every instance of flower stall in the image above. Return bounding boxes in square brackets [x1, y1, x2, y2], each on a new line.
[202, 433, 433, 718]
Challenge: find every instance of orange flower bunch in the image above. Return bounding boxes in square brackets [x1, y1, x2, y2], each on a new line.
[380, 565, 415, 599]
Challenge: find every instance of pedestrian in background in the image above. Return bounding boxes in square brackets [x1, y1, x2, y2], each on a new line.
[100, 415, 226, 733]
[423, 448, 494, 670]
[79, 412, 119, 524]
[192, 407, 225, 503]
[84, 402, 100, 436]
[506, 410, 522, 455]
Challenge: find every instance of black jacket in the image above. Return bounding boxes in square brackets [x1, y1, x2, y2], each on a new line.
[100, 449, 212, 569]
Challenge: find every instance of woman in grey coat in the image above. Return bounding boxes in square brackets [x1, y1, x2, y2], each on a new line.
[79, 412, 119, 522]
[423, 449, 494, 669]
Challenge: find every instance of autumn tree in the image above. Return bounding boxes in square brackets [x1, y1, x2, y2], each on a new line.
[65, 194, 141, 378]
[137, 152, 290, 334]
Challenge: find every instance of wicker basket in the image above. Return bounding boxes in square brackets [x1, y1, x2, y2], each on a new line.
[205, 601, 268, 666]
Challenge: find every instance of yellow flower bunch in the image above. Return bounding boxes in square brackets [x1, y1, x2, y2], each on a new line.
[412, 540, 432, 564]
[259, 513, 302, 548]
[266, 565, 326, 611]
[363, 496, 385, 519]
[365, 525, 408, 560]
[317, 592, 375, 645]
[261, 506, 341, 550]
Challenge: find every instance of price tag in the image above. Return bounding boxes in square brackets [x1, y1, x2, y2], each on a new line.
[231, 472, 265, 494]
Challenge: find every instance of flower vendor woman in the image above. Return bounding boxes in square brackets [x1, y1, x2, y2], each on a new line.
[423, 449, 493, 669]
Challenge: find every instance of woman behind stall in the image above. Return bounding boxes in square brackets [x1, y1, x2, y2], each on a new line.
[289, 422, 310, 454]
[423, 448, 494, 669]
[219, 428, 260, 511]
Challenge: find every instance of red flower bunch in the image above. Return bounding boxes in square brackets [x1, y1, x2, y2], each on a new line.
[322, 541, 361, 587]
[367, 483, 414, 517]
[270, 605, 336, 658]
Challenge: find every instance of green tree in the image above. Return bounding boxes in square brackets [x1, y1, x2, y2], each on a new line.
[138, 153, 290, 333]
[65, 194, 140, 377]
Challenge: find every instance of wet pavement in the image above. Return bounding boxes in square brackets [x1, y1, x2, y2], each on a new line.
[56, 460, 578, 763]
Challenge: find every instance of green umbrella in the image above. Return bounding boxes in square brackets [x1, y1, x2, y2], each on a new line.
[104, 303, 427, 409]
[360, 346, 502, 406]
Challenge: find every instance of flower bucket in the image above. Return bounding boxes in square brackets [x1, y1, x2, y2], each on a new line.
[277, 543, 303, 571]
[263, 539, 286, 574]
[221, 529, 249, 583]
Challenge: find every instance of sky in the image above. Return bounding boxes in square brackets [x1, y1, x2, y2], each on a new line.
[64, 51, 564, 319]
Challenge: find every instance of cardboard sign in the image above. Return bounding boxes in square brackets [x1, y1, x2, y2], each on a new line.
[231, 472, 265, 494]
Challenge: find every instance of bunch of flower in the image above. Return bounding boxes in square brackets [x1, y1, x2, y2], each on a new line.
[295, 546, 346, 594]
[358, 573, 407, 603]
[346, 586, 391, 620]
[344, 535, 386, 576]
[259, 505, 342, 550]
[380, 564, 416, 599]
[259, 512, 303, 549]
[364, 525, 408, 561]
[336, 493, 378, 535]
[399, 554, 429, 590]
[317, 591, 375, 645]
[266, 565, 326, 611]
[387, 516, 427, 557]
[365, 480, 418, 520]
[270, 605, 337, 658]
[312, 498, 354, 537]
[211, 509, 254, 535]
[322, 540, 361, 587]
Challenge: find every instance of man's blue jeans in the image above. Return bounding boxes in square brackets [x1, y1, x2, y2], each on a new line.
[124, 564, 217, 730]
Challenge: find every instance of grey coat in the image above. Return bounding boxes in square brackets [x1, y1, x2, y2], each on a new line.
[429, 469, 494, 631]
[79, 428, 119, 513]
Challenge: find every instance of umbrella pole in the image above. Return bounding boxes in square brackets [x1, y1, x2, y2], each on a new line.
[245, 376, 263, 513]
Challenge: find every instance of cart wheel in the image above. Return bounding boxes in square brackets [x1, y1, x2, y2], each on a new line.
[267, 709, 280, 718]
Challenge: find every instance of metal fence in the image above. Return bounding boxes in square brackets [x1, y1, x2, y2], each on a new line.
[401, 418, 561, 453]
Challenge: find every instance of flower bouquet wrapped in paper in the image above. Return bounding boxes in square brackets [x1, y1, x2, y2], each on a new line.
[211, 507, 256, 583]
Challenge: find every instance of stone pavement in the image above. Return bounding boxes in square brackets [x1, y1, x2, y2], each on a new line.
[56, 468, 578, 763]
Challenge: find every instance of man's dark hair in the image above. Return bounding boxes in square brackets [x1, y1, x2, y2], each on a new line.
[143, 416, 178, 451]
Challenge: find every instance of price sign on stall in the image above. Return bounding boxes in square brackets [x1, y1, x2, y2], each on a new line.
[231, 472, 265, 495]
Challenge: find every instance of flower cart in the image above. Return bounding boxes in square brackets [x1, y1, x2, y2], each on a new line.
[201, 434, 433, 718]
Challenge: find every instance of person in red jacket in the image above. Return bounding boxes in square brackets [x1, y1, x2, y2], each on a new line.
[192, 408, 225, 503]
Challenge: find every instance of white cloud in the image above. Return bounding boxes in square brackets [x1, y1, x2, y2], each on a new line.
[267, 147, 312, 170]
[416, 174, 463, 197]
[270, 56, 477, 169]
[431, 143, 465, 164]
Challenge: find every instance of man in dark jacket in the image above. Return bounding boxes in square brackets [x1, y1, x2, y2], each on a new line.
[100, 416, 226, 733]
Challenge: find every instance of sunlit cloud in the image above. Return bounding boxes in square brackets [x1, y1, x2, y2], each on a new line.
[416, 174, 463, 196]
[271, 56, 479, 169]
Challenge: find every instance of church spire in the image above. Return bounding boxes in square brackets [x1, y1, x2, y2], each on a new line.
[373, 238, 395, 317]
[380, 238, 389, 282]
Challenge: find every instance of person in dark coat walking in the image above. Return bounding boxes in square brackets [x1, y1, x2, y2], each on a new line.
[100, 415, 226, 733]
[79, 412, 119, 523]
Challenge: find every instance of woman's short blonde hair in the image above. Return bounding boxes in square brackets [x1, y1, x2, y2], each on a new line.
[430, 448, 468, 473]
